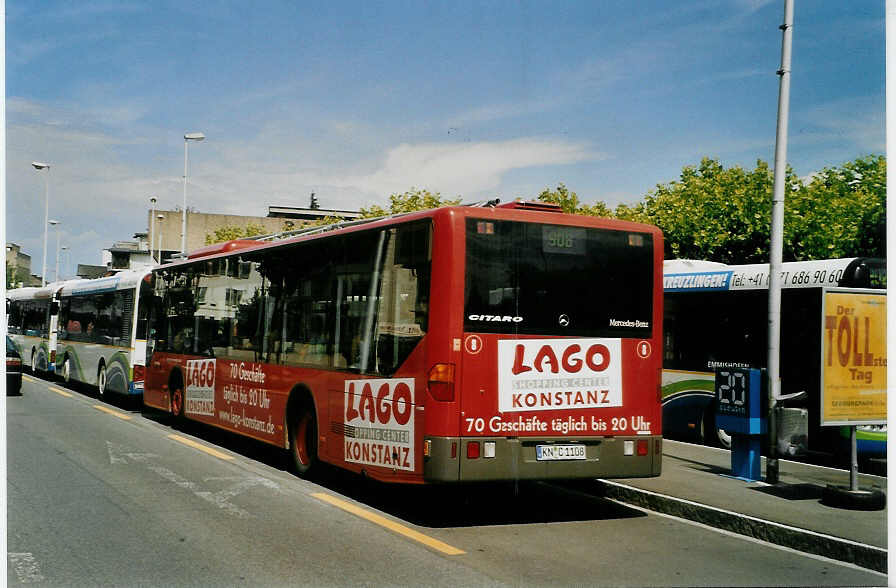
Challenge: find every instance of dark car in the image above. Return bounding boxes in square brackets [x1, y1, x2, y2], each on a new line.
[7, 335, 22, 396]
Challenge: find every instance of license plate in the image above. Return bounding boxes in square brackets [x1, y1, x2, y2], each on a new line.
[536, 444, 586, 461]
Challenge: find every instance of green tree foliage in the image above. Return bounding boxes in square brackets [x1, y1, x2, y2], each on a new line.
[204, 222, 267, 245]
[787, 155, 886, 260]
[536, 183, 612, 217]
[617, 158, 781, 263]
[610, 155, 885, 263]
[360, 188, 461, 218]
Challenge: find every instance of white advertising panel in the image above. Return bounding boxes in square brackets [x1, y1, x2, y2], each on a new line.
[497, 338, 622, 412]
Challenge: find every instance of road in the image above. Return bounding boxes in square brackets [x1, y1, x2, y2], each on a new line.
[8, 374, 887, 587]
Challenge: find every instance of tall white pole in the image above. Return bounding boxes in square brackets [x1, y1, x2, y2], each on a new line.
[181, 132, 205, 256]
[39, 168, 49, 286]
[157, 215, 165, 262]
[149, 196, 157, 261]
[181, 139, 188, 255]
[766, 0, 793, 485]
[53, 223, 61, 282]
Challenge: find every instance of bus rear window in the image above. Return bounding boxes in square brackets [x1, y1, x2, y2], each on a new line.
[464, 219, 654, 337]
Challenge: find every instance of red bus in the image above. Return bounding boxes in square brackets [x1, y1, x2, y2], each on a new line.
[143, 201, 663, 484]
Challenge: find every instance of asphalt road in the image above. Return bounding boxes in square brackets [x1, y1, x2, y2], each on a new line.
[7, 374, 887, 587]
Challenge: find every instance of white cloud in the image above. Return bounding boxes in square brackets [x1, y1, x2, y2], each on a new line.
[349, 139, 600, 199]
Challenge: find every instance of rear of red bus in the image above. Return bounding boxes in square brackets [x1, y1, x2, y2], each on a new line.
[422, 204, 663, 482]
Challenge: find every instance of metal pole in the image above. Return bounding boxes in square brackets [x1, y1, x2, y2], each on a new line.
[40, 172, 49, 286]
[181, 139, 188, 255]
[766, 0, 793, 485]
[849, 426, 858, 491]
[149, 197, 156, 261]
[157, 216, 164, 262]
[54, 226, 60, 282]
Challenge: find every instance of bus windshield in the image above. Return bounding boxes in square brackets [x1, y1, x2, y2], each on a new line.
[464, 218, 654, 338]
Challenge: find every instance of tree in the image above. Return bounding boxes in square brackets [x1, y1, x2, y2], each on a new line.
[536, 183, 613, 217]
[614, 158, 780, 263]
[787, 155, 885, 259]
[359, 188, 461, 218]
[204, 222, 267, 245]
[613, 155, 885, 263]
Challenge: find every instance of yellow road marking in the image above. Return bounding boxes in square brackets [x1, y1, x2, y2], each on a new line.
[168, 434, 234, 461]
[312, 492, 465, 556]
[22, 374, 38, 383]
[93, 405, 132, 420]
[47, 386, 73, 398]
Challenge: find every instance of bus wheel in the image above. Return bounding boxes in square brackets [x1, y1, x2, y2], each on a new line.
[31, 350, 37, 374]
[289, 409, 317, 477]
[62, 356, 72, 384]
[97, 364, 107, 398]
[171, 383, 185, 419]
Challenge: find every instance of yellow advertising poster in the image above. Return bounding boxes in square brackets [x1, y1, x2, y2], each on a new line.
[821, 289, 887, 425]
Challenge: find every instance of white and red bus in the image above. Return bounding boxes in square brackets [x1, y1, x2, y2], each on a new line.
[144, 201, 663, 483]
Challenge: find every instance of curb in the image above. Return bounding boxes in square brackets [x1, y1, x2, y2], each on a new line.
[595, 479, 887, 574]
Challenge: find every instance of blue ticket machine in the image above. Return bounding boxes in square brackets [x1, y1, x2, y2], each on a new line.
[715, 368, 767, 482]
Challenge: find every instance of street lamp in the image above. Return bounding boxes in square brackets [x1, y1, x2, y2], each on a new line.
[48, 219, 60, 283]
[182, 132, 205, 255]
[156, 214, 165, 262]
[32, 161, 51, 286]
[149, 196, 157, 259]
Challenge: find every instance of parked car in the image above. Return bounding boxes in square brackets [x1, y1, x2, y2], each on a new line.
[7, 335, 22, 395]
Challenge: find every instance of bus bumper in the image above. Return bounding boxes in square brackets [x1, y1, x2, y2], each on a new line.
[423, 435, 662, 483]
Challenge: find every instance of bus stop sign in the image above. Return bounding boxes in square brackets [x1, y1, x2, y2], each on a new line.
[715, 367, 767, 481]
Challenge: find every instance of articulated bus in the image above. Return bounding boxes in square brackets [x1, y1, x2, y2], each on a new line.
[8, 269, 154, 398]
[661, 257, 886, 462]
[54, 269, 154, 397]
[8, 283, 65, 374]
[143, 201, 664, 484]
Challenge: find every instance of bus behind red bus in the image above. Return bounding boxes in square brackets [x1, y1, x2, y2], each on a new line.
[143, 201, 663, 483]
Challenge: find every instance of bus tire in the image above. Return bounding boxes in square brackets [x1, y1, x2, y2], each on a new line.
[97, 363, 108, 398]
[62, 356, 72, 384]
[170, 371, 185, 420]
[288, 397, 317, 477]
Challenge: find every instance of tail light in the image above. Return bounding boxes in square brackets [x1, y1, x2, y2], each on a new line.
[466, 441, 480, 459]
[133, 364, 146, 382]
[428, 363, 455, 401]
[637, 439, 648, 456]
[7, 357, 22, 367]
[50, 350, 56, 364]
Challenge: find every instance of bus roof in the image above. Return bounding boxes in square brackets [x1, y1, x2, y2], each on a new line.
[57, 268, 152, 297]
[159, 202, 664, 267]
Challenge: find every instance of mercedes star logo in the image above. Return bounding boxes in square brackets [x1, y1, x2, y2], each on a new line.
[558, 314, 570, 327]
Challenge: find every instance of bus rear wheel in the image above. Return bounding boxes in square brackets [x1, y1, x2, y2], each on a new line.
[289, 409, 317, 477]
[97, 364, 107, 398]
[171, 384, 185, 419]
[62, 356, 72, 384]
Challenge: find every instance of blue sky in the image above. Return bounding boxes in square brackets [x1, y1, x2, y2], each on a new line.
[5, 1, 885, 278]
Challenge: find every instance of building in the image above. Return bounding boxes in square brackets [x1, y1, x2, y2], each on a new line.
[5, 243, 40, 287]
[146, 204, 360, 261]
[102, 234, 156, 271]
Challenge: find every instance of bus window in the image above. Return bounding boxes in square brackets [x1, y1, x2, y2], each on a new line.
[464, 219, 654, 338]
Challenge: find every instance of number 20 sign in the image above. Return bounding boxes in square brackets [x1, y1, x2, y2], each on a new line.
[714, 367, 766, 435]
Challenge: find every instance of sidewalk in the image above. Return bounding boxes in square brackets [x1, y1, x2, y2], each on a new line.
[596, 440, 887, 573]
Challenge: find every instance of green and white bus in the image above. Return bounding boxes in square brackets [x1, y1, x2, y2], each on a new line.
[54, 269, 154, 397]
[662, 257, 886, 463]
[8, 282, 65, 374]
